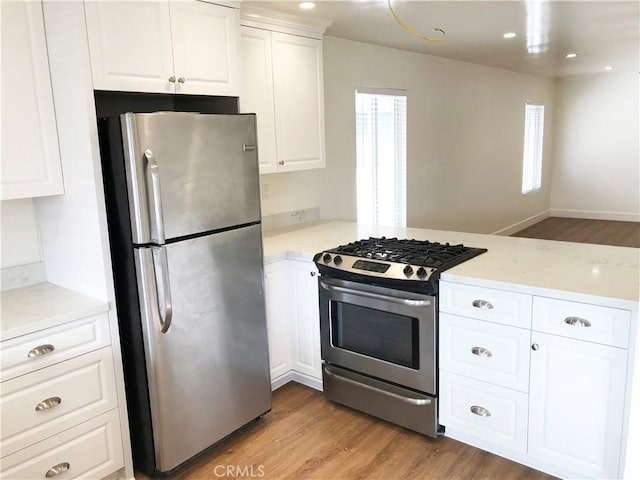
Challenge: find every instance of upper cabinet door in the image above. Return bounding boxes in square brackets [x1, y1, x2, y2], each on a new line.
[1, 1, 64, 200]
[170, 2, 240, 96]
[271, 33, 325, 172]
[84, 1, 175, 93]
[239, 27, 277, 174]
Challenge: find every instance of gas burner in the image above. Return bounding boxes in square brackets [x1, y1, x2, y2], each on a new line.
[313, 237, 487, 293]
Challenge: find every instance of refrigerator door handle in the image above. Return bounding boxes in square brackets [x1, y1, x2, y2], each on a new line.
[152, 246, 173, 333]
[144, 149, 166, 244]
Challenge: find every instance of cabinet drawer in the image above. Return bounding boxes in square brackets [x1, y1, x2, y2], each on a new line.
[439, 282, 532, 328]
[532, 297, 631, 348]
[1, 347, 118, 456]
[0, 409, 124, 480]
[439, 313, 531, 392]
[1, 313, 111, 382]
[439, 372, 528, 454]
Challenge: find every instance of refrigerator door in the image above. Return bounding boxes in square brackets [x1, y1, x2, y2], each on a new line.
[134, 224, 271, 472]
[122, 112, 261, 244]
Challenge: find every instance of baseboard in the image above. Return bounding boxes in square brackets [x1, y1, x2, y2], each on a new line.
[492, 210, 551, 236]
[549, 209, 640, 222]
[271, 370, 323, 392]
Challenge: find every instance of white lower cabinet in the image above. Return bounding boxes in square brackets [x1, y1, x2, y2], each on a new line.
[439, 281, 632, 479]
[0, 314, 124, 480]
[264, 261, 293, 380]
[263, 258, 321, 388]
[528, 331, 627, 479]
[0, 409, 124, 480]
[440, 372, 528, 454]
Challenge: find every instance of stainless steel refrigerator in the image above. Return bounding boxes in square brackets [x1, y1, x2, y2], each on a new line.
[98, 112, 271, 476]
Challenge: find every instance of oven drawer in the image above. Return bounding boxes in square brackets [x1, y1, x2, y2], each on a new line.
[439, 372, 528, 454]
[439, 281, 532, 329]
[532, 297, 631, 348]
[439, 313, 531, 392]
[322, 364, 438, 438]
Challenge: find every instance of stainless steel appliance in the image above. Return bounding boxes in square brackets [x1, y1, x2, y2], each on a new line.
[99, 112, 271, 476]
[314, 238, 486, 437]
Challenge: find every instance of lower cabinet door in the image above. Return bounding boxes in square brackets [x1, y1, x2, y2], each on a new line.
[0, 409, 124, 480]
[289, 260, 321, 379]
[528, 332, 627, 479]
[439, 371, 528, 454]
[264, 261, 293, 382]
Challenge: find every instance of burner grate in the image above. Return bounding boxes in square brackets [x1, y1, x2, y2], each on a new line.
[329, 237, 484, 270]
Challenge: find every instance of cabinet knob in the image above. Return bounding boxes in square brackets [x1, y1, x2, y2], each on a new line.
[531, 343, 539, 351]
[278, 161, 285, 165]
[35, 396, 62, 411]
[310, 271, 316, 277]
[28, 344, 55, 358]
[168, 76, 176, 83]
[178, 77, 186, 83]
[470, 405, 491, 417]
[45, 462, 70, 477]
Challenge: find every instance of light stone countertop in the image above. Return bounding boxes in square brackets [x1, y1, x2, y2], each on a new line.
[1, 282, 109, 341]
[263, 221, 640, 308]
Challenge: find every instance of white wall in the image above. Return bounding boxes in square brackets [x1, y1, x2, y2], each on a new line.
[0, 199, 41, 269]
[261, 36, 555, 234]
[551, 73, 640, 221]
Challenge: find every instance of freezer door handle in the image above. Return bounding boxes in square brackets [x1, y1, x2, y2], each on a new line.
[144, 149, 166, 244]
[152, 246, 173, 333]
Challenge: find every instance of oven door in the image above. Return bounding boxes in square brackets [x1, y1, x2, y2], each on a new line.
[319, 276, 436, 394]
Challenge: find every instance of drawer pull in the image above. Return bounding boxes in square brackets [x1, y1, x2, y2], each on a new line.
[472, 299, 494, 310]
[45, 462, 70, 477]
[565, 316, 592, 328]
[35, 396, 62, 411]
[471, 346, 493, 357]
[28, 344, 55, 358]
[470, 405, 491, 417]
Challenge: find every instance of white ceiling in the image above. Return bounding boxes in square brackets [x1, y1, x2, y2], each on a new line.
[243, 0, 640, 77]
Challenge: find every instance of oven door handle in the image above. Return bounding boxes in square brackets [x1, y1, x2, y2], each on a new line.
[324, 366, 432, 406]
[320, 280, 432, 307]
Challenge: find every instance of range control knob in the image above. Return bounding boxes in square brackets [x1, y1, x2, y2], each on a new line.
[403, 265, 414, 277]
[333, 255, 343, 265]
[416, 267, 428, 278]
[323, 253, 332, 263]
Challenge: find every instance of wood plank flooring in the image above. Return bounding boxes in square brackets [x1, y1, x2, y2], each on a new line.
[512, 217, 640, 248]
[152, 383, 555, 480]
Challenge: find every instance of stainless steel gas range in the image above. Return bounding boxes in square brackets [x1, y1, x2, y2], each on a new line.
[313, 237, 486, 437]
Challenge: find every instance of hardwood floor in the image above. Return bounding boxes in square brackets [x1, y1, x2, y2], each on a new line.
[153, 383, 555, 480]
[512, 217, 640, 248]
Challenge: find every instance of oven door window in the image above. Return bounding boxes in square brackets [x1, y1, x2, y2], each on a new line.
[330, 301, 419, 369]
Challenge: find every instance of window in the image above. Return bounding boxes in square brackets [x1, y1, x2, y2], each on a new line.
[355, 88, 407, 227]
[522, 102, 545, 194]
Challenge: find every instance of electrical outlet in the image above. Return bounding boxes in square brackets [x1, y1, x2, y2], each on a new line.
[261, 183, 270, 201]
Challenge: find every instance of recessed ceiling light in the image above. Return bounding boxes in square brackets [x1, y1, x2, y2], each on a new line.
[565, 53, 578, 59]
[299, 2, 315, 9]
[605, 65, 615, 71]
[503, 32, 517, 39]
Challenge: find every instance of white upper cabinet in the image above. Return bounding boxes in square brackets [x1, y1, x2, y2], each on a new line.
[240, 20, 326, 174]
[84, 0, 240, 96]
[271, 32, 325, 173]
[1, 1, 64, 200]
[240, 27, 277, 173]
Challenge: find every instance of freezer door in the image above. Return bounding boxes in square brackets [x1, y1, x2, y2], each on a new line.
[122, 112, 261, 244]
[134, 224, 271, 472]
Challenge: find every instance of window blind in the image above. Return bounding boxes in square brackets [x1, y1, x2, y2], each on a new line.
[355, 89, 407, 227]
[522, 102, 545, 194]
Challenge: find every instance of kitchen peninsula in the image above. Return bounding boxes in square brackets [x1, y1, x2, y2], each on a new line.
[262, 220, 639, 480]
